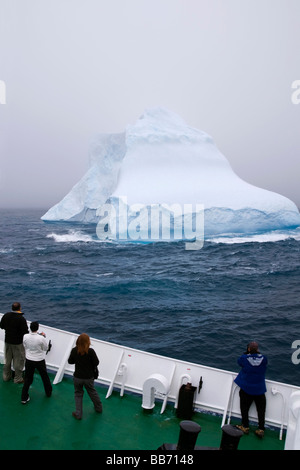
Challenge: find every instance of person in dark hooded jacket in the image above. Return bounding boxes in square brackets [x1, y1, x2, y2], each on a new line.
[234, 341, 268, 438]
[0, 302, 28, 383]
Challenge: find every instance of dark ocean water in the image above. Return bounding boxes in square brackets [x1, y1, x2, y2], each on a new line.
[1, 208, 300, 386]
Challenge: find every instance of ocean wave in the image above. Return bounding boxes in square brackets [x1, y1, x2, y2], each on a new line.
[46, 230, 97, 243]
[206, 227, 300, 245]
[45, 228, 300, 247]
[0, 248, 15, 254]
[95, 272, 114, 277]
[45, 219, 300, 248]
[1, 209, 300, 385]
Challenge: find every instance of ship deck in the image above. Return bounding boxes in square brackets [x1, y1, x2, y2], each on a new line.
[0, 366, 285, 451]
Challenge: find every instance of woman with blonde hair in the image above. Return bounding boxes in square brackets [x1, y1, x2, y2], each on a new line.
[68, 333, 102, 419]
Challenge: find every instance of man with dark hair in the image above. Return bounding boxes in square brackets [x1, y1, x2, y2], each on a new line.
[21, 321, 52, 404]
[0, 302, 29, 383]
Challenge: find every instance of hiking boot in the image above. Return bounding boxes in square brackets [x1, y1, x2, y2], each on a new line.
[235, 425, 249, 434]
[255, 429, 264, 438]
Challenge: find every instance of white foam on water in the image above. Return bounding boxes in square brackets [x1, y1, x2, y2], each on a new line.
[207, 227, 300, 245]
[46, 230, 96, 243]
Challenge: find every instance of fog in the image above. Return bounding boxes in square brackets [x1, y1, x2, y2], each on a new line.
[0, 0, 299, 209]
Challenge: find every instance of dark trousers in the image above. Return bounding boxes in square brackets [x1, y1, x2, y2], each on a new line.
[21, 359, 52, 401]
[73, 377, 102, 419]
[239, 389, 266, 430]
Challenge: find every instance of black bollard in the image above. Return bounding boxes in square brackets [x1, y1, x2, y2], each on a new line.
[219, 425, 243, 450]
[177, 420, 201, 450]
[176, 383, 197, 419]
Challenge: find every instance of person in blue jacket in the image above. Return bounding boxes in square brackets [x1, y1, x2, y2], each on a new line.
[234, 341, 268, 438]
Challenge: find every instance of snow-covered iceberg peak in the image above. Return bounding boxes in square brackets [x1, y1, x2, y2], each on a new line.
[126, 107, 211, 145]
[42, 107, 300, 240]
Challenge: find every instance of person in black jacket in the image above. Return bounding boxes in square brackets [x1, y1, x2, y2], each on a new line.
[68, 333, 102, 420]
[0, 302, 29, 383]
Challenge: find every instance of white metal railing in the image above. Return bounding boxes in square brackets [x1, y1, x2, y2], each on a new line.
[285, 391, 300, 449]
[1, 313, 299, 445]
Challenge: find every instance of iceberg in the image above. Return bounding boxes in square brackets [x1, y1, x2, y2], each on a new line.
[42, 107, 300, 242]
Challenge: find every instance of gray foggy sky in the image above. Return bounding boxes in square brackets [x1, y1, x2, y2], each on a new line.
[0, 0, 300, 210]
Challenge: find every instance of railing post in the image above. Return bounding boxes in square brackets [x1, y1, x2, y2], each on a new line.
[53, 336, 76, 385]
[285, 391, 300, 449]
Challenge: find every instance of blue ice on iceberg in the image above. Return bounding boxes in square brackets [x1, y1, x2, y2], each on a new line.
[41, 108, 300, 241]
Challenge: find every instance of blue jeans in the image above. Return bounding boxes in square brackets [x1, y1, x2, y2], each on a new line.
[73, 377, 102, 419]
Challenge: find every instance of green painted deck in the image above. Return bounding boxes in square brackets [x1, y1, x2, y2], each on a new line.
[0, 366, 285, 451]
